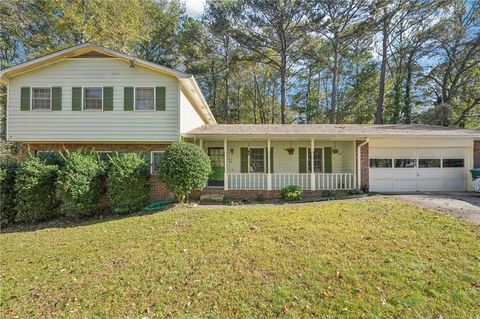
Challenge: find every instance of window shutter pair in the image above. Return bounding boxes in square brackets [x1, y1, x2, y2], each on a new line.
[72, 87, 113, 111]
[123, 87, 166, 111]
[20, 86, 62, 111]
[298, 147, 332, 173]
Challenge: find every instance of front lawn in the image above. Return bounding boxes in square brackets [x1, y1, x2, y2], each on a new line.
[1, 198, 479, 318]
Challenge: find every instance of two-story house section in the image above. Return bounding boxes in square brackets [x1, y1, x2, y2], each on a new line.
[0, 43, 216, 158]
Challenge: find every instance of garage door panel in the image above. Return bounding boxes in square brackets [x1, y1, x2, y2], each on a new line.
[369, 147, 466, 192]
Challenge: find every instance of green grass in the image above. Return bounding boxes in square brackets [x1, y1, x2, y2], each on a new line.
[1, 198, 479, 318]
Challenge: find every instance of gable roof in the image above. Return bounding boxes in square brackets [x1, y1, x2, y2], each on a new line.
[186, 124, 480, 139]
[0, 43, 216, 124]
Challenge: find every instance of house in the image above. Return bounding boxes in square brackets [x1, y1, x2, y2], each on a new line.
[1, 43, 479, 200]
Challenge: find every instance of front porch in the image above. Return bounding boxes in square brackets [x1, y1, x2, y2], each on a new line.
[196, 138, 359, 191]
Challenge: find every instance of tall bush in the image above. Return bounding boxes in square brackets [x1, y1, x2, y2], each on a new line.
[0, 161, 18, 226]
[15, 157, 59, 222]
[158, 142, 211, 202]
[107, 152, 150, 213]
[56, 151, 105, 218]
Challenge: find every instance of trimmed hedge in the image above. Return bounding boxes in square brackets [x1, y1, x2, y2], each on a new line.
[281, 185, 303, 201]
[158, 142, 211, 202]
[56, 151, 105, 218]
[107, 152, 150, 213]
[0, 162, 18, 226]
[15, 157, 59, 222]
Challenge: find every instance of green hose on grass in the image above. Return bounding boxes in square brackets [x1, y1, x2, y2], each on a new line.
[142, 198, 175, 212]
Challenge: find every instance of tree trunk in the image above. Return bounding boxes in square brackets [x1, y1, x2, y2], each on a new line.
[280, 52, 287, 124]
[403, 50, 414, 124]
[253, 72, 257, 124]
[376, 16, 388, 124]
[330, 40, 339, 124]
[306, 67, 312, 123]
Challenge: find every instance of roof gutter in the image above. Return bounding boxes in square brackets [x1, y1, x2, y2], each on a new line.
[356, 138, 369, 189]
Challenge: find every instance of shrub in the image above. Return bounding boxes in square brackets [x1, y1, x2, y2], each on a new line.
[346, 188, 363, 196]
[158, 142, 211, 202]
[322, 190, 334, 198]
[107, 152, 150, 213]
[56, 151, 105, 218]
[0, 161, 18, 226]
[36, 151, 66, 168]
[281, 185, 303, 201]
[15, 157, 59, 222]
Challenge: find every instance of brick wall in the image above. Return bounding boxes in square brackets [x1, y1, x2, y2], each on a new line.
[190, 188, 350, 202]
[19, 142, 172, 201]
[355, 140, 369, 191]
[474, 140, 480, 168]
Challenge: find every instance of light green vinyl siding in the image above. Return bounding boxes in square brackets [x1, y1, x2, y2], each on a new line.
[7, 58, 181, 141]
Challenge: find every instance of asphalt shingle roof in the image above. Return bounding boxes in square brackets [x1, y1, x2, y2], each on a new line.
[186, 124, 480, 138]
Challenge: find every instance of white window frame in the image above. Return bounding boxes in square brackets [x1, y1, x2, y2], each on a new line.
[248, 148, 265, 173]
[134, 86, 156, 111]
[150, 151, 164, 175]
[307, 147, 324, 173]
[82, 86, 104, 111]
[31, 86, 52, 111]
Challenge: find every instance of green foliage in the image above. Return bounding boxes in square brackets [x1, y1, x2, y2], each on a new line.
[35, 151, 66, 168]
[0, 162, 18, 226]
[281, 185, 303, 201]
[56, 151, 105, 218]
[107, 152, 150, 213]
[322, 190, 334, 198]
[15, 157, 59, 222]
[158, 142, 211, 202]
[346, 188, 363, 196]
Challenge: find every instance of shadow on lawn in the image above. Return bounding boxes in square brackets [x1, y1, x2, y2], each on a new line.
[0, 206, 174, 234]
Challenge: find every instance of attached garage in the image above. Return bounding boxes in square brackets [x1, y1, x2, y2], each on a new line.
[369, 144, 469, 192]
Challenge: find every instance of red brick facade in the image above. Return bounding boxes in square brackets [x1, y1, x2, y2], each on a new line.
[474, 140, 480, 168]
[190, 188, 351, 202]
[19, 143, 172, 201]
[355, 140, 369, 191]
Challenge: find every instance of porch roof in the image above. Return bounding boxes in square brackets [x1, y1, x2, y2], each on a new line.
[185, 124, 480, 139]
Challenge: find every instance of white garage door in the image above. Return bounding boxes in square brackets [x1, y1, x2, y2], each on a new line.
[369, 147, 467, 192]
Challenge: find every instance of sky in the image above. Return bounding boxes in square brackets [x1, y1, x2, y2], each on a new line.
[185, 0, 206, 18]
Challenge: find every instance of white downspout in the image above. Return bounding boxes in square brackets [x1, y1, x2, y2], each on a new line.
[356, 138, 369, 189]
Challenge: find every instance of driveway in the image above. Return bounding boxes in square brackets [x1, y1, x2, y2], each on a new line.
[388, 192, 480, 225]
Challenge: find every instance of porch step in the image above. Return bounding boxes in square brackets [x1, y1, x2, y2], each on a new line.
[200, 194, 225, 203]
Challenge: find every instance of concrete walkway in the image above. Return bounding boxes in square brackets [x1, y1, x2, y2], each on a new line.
[388, 192, 480, 225]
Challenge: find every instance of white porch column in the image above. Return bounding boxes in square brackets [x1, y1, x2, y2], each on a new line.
[199, 139, 203, 150]
[310, 138, 315, 190]
[267, 139, 272, 190]
[223, 139, 228, 190]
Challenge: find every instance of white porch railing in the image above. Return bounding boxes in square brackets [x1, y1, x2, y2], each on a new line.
[226, 173, 355, 190]
[272, 173, 311, 190]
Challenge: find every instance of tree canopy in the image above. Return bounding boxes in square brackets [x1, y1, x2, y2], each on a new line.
[1, 0, 479, 130]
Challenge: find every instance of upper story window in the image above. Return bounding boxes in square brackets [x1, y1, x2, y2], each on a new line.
[83, 87, 103, 110]
[32, 87, 51, 110]
[135, 87, 155, 111]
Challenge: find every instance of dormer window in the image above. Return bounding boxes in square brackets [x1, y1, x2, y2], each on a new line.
[83, 87, 103, 110]
[32, 87, 51, 110]
[135, 87, 154, 111]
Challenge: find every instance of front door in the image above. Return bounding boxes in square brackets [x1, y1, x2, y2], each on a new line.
[208, 147, 224, 187]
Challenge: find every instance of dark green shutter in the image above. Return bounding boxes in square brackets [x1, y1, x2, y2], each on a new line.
[324, 147, 332, 173]
[124, 87, 134, 111]
[299, 147, 307, 173]
[270, 147, 274, 173]
[156, 87, 166, 111]
[72, 87, 82, 111]
[52, 87, 62, 111]
[240, 148, 249, 173]
[103, 87, 113, 111]
[20, 87, 30, 111]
